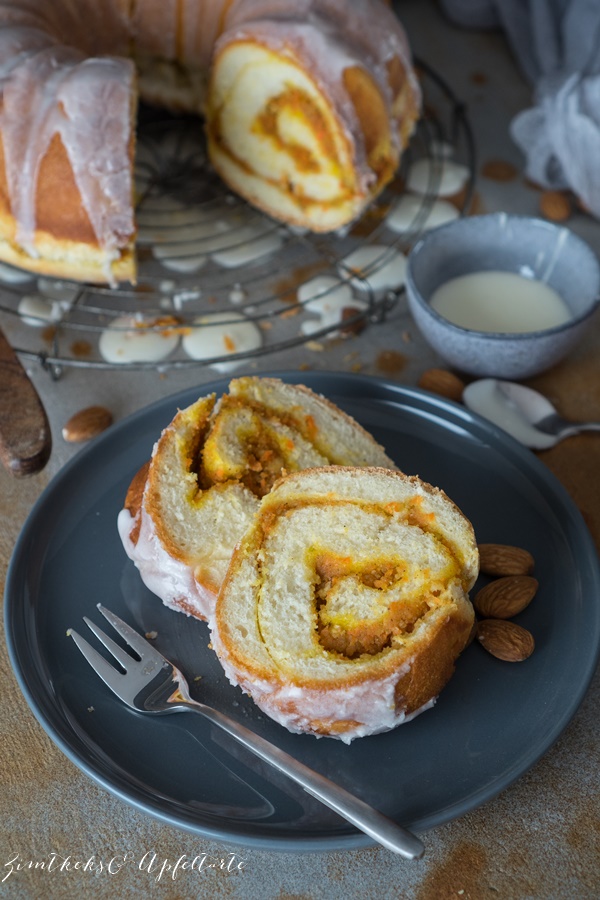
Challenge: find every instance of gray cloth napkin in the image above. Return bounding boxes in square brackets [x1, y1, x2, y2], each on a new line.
[439, 0, 600, 219]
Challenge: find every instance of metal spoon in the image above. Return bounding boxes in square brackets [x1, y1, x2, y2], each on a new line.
[463, 378, 600, 449]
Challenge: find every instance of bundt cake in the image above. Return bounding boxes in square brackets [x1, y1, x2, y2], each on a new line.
[118, 376, 397, 620]
[0, 0, 420, 284]
[211, 466, 479, 742]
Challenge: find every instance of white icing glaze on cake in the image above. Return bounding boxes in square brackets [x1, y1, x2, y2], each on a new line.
[208, 0, 421, 233]
[209, 619, 436, 744]
[219, 0, 420, 183]
[118, 507, 216, 620]
[0, 23, 135, 256]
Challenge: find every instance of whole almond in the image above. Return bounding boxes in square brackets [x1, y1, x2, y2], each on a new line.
[476, 619, 535, 662]
[539, 189, 571, 222]
[478, 543, 534, 577]
[62, 406, 113, 443]
[417, 368, 465, 402]
[474, 575, 538, 619]
[481, 159, 518, 182]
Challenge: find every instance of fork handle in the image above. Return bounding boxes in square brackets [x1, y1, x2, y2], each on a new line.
[183, 701, 424, 859]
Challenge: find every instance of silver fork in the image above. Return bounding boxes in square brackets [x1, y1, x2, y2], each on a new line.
[68, 604, 424, 859]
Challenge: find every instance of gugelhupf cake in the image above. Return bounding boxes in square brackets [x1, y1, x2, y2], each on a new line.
[0, 0, 420, 283]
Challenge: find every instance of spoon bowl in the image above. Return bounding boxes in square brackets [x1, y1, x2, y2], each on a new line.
[463, 379, 600, 449]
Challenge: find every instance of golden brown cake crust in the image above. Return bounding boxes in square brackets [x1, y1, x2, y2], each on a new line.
[212, 465, 478, 740]
[123, 460, 151, 546]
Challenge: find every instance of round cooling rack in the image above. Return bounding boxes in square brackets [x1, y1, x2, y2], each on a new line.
[0, 61, 475, 376]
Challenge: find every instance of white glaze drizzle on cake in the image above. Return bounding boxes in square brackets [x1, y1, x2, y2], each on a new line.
[220, 0, 420, 188]
[118, 506, 216, 619]
[209, 620, 436, 744]
[0, 23, 135, 257]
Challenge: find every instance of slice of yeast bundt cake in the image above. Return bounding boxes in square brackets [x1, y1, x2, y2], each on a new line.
[118, 377, 397, 620]
[211, 465, 479, 742]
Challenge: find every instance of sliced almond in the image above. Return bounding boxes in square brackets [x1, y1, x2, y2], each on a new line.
[62, 406, 113, 443]
[478, 543, 535, 577]
[474, 575, 538, 619]
[476, 619, 535, 662]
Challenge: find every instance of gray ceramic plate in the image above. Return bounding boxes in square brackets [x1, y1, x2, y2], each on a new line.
[5, 372, 600, 852]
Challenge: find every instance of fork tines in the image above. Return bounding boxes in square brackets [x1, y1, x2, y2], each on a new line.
[68, 605, 167, 702]
[96, 604, 158, 661]
[67, 625, 130, 690]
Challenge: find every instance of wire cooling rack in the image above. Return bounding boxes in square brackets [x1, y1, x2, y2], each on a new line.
[0, 61, 475, 378]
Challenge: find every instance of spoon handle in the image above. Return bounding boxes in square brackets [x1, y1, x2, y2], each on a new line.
[536, 413, 600, 440]
[550, 418, 600, 438]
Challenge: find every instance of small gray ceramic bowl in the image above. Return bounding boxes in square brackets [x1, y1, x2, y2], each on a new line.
[405, 213, 600, 379]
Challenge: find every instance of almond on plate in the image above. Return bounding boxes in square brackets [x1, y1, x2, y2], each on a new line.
[476, 619, 535, 662]
[478, 543, 535, 577]
[474, 575, 538, 619]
